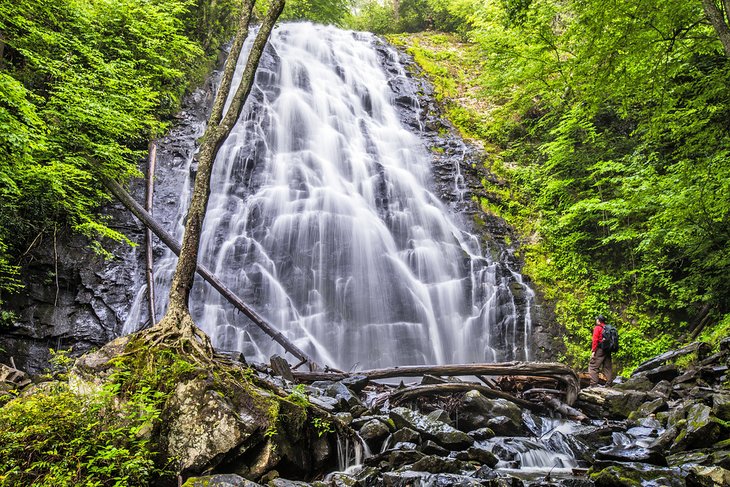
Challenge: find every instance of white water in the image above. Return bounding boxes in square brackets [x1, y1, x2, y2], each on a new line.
[125, 23, 534, 369]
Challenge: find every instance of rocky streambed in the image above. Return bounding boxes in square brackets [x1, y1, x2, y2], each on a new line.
[4, 338, 727, 487]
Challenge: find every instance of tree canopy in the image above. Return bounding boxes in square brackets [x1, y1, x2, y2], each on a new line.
[0, 0, 240, 304]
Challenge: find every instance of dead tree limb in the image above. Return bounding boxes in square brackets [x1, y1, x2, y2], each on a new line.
[102, 177, 320, 370]
[145, 140, 158, 325]
[292, 362, 580, 405]
[388, 382, 547, 414]
[540, 395, 588, 422]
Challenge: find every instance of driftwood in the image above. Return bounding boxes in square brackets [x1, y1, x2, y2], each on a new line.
[102, 177, 320, 370]
[386, 382, 548, 414]
[540, 395, 588, 422]
[292, 362, 580, 405]
[145, 141, 158, 325]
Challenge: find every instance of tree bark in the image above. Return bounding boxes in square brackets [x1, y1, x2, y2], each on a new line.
[702, 0, 730, 57]
[101, 177, 319, 369]
[167, 0, 284, 313]
[145, 140, 157, 325]
[292, 362, 580, 405]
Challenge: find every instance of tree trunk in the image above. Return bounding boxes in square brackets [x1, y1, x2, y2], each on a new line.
[292, 362, 580, 405]
[145, 140, 158, 325]
[167, 0, 283, 313]
[702, 0, 730, 57]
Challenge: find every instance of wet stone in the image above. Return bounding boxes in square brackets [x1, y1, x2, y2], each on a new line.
[392, 427, 420, 444]
[595, 444, 668, 466]
[182, 474, 262, 487]
[419, 440, 449, 457]
[359, 419, 390, 442]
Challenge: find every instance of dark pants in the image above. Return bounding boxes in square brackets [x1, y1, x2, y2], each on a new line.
[589, 348, 613, 386]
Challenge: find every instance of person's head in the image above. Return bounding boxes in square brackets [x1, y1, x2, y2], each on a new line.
[596, 315, 606, 324]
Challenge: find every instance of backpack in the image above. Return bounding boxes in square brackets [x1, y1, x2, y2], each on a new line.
[601, 324, 619, 353]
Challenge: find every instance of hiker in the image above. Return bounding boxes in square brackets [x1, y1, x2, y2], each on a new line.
[589, 315, 614, 387]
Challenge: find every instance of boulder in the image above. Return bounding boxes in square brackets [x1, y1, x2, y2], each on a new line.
[671, 403, 723, 451]
[392, 427, 420, 444]
[595, 444, 668, 466]
[686, 466, 730, 487]
[419, 440, 449, 457]
[382, 472, 486, 487]
[426, 409, 453, 426]
[465, 446, 499, 468]
[457, 390, 523, 434]
[310, 381, 363, 410]
[467, 427, 495, 441]
[408, 455, 466, 474]
[182, 474, 263, 486]
[712, 393, 730, 421]
[591, 464, 684, 487]
[162, 377, 267, 473]
[389, 407, 473, 450]
[359, 419, 390, 442]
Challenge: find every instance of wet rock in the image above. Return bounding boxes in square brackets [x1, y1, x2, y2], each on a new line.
[630, 397, 668, 419]
[325, 473, 357, 487]
[591, 464, 684, 487]
[464, 446, 499, 467]
[385, 449, 425, 469]
[614, 374, 655, 392]
[182, 474, 263, 486]
[268, 479, 311, 487]
[457, 390, 524, 434]
[427, 409, 453, 426]
[382, 471, 485, 487]
[311, 381, 363, 410]
[712, 393, 730, 421]
[467, 427, 495, 441]
[392, 427, 420, 444]
[393, 441, 418, 450]
[650, 380, 673, 399]
[419, 440, 449, 456]
[359, 419, 390, 442]
[335, 412, 353, 425]
[389, 407, 473, 450]
[487, 415, 523, 436]
[312, 436, 333, 471]
[671, 403, 723, 451]
[340, 375, 369, 394]
[408, 455, 465, 474]
[595, 444, 668, 467]
[163, 377, 267, 473]
[686, 466, 730, 487]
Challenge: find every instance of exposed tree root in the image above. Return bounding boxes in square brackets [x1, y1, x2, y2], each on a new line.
[126, 308, 214, 365]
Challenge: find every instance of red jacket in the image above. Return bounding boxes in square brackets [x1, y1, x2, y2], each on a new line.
[591, 324, 604, 352]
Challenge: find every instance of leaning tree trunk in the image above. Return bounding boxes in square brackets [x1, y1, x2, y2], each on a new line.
[143, 0, 286, 360]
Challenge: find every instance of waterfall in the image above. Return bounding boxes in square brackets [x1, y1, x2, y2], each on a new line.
[125, 23, 535, 369]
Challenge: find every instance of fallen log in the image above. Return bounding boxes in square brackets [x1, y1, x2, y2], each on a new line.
[387, 382, 548, 414]
[292, 362, 580, 405]
[103, 177, 320, 371]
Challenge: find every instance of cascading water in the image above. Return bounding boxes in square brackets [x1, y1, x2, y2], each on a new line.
[124, 23, 535, 369]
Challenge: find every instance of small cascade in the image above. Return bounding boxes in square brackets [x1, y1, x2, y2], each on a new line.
[126, 22, 537, 369]
[336, 435, 372, 472]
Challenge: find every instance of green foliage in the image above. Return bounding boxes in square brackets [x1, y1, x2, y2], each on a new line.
[0, 383, 167, 486]
[0, 0, 237, 300]
[279, 0, 352, 25]
[393, 0, 730, 371]
[312, 416, 334, 437]
[286, 383, 310, 408]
